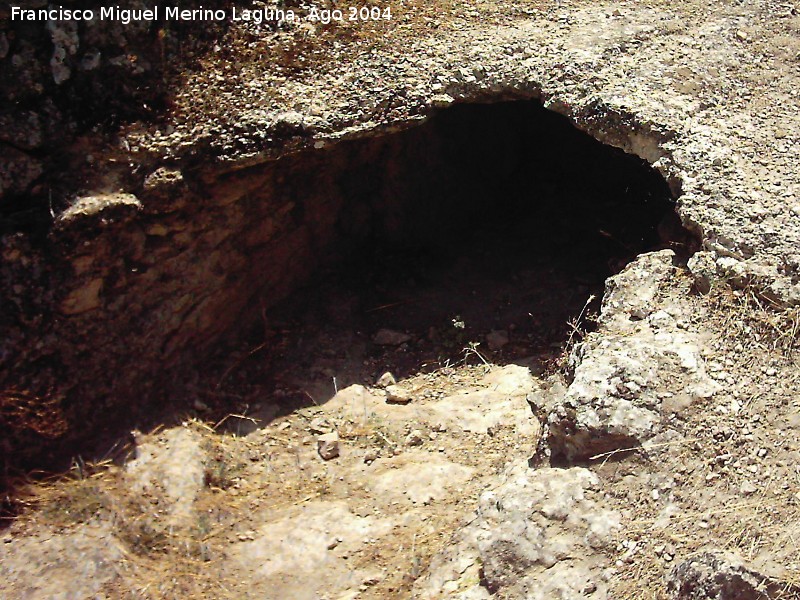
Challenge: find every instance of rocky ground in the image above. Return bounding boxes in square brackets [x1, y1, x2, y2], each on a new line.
[3, 0, 800, 598]
[4, 251, 800, 599]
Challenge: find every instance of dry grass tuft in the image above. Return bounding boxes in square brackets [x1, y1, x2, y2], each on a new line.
[5, 424, 259, 597]
[707, 285, 800, 357]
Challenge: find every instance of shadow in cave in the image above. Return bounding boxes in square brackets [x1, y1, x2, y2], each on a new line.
[194, 100, 687, 431]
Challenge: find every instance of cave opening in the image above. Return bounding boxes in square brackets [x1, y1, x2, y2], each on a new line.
[193, 100, 689, 425]
[0, 99, 696, 486]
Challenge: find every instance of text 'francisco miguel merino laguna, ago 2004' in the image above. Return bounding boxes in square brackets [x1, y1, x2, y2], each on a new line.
[9, 5, 315, 25]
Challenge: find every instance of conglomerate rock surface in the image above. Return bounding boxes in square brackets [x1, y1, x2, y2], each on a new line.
[2, 2, 800, 598]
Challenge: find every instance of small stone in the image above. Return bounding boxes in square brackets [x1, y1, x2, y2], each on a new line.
[405, 430, 424, 447]
[375, 372, 397, 388]
[740, 481, 758, 495]
[309, 417, 333, 434]
[362, 573, 382, 586]
[364, 450, 379, 464]
[687, 251, 716, 294]
[373, 329, 412, 346]
[317, 432, 340, 460]
[385, 385, 413, 404]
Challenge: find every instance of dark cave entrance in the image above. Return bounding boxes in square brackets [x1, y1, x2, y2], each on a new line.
[0, 99, 695, 502]
[195, 100, 689, 424]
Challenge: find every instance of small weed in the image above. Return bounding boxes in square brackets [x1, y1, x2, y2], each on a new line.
[565, 294, 598, 350]
[462, 341, 491, 368]
[119, 514, 171, 556]
[551, 294, 599, 374]
[363, 415, 398, 449]
[202, 437, 247, 490]
[39, 479, 108, 526]
[204, 456, 234, 490]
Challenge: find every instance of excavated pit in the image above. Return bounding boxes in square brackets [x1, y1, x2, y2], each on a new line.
[189, 100, 687, 431]
[1, 99, 689, 473]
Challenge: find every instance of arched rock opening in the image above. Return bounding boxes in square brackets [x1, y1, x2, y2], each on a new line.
[0, 99, 691, 471]
[197, 101, 689, 420]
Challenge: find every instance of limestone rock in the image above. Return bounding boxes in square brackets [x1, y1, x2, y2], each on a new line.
[57, 193, 142, 227]
[233, 501, 394, 597]
[687, 251, 717, 294]
[0, 523, 124, 598]
[46, 19, 79, 85]
[542, 251, 720, 462]
[386, 385, 413, 404]
[317, 432, 340, 460]
[405, 429, 425, 447]
[308, 417, 334, 434]
[125, 426, 206, 526]
[371, 454, 474, 506]
[599, 250, 676, 326]
[141, 167, 190, 213]
[423, 365, 540, 438]
[666, 552, 800, 599]
[414, 462, 619, 599]
[376, 371, 397, 387]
